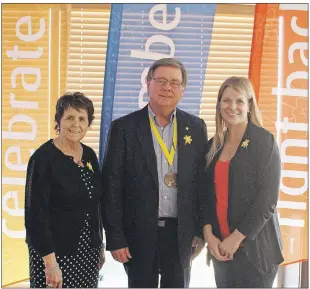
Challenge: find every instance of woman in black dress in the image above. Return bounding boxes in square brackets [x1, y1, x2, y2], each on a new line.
[25, 92, 105, 288]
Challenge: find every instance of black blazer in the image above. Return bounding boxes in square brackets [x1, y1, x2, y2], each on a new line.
[102, 105, 208, 269]
[200, 121, 284, 275]
[24, 140, 103, 257]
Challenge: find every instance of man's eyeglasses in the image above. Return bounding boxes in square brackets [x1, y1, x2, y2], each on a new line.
[151, 78, 183, 88]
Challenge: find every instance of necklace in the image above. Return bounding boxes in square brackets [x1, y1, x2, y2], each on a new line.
[57, 138, 83, 165]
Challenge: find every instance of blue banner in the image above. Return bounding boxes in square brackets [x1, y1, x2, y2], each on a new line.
[99, 4, 216, 165]
[99, 4, 123, 164]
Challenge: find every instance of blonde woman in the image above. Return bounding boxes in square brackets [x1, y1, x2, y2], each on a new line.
[199, 77, 283, 287]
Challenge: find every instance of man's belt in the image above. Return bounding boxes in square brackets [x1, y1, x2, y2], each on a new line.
[157, 217, 177, 227]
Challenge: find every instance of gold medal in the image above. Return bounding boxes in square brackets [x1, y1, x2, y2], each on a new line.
[164, 172, 177, 188]
[148, 113, 178, 189]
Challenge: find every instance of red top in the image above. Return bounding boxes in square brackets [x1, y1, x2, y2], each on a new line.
[214, 160, 231, 239]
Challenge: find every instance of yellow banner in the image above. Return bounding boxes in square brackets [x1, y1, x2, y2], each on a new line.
[1, 4, 66, 286]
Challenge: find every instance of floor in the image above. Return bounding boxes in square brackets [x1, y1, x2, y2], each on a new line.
[6, 248, 216, 288]
[6, 247, 278, 288]
[100, 247, 216, 288]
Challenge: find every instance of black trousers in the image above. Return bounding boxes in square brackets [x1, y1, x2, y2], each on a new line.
[124, 218, 191, 288]
[212, 248, 279, 288]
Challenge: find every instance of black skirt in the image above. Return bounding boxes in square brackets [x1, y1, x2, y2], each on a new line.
[29, 216, 101, 288]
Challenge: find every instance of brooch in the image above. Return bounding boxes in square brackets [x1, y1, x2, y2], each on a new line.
[86, 162, 94, 172]
[241, 139, 250, 148]
[184, 135, 192, 145]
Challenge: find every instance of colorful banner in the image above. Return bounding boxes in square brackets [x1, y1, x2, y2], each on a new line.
[277, 3, 308, 266]
[248, 4, 269, 102]
[250, 4, 308, 265]
[1, 4, 65, 286]
[99, 4, 216, 163]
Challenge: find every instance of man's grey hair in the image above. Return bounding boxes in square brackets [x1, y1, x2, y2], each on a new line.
[146, 58, 188, 87]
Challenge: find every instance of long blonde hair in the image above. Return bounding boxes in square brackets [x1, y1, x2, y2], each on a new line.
[206, 76, 263, 167]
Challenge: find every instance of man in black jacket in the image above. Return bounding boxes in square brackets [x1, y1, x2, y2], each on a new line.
[102, 58, 208, 288]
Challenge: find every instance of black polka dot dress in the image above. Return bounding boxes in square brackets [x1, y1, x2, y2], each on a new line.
[28, 164, 101, 288]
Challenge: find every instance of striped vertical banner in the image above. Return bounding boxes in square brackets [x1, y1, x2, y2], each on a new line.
[99, 4, 123, 165]
[99, 4, 216, 164]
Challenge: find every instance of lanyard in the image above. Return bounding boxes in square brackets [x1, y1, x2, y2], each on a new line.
[149, 114, 177, 167]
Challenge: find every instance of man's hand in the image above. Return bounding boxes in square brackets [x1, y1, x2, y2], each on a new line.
[191, 236, 205, 260]
[207, 234, 230, 262]
[219, 229, 246, 260]
[111, 247, 132, 263]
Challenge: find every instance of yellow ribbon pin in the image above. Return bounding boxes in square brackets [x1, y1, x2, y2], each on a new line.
[184, 135, 192, 145]
[86, 162, 94, 172]
[241, 139, 250, 148]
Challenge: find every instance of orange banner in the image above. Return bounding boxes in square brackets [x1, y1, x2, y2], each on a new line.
[248, 4, 268, 102]
[250, 4, 308, 265]
[276, 4, 308, 266]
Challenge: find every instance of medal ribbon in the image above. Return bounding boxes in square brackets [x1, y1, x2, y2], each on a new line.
[149, 114, 177, 166]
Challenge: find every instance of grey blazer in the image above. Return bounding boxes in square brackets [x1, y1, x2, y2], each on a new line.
[199, 121, 284, 275]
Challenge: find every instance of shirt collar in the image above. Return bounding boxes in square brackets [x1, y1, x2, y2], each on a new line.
[148, 104, 176, 126]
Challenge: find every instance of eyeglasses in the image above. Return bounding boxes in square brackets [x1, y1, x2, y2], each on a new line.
[151, 78, 183, 88]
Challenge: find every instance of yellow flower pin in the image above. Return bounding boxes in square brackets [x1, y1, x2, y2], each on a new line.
[86, 162, 94, 172]
[241, 139, 250, 148]
[184, 135, 192, 145]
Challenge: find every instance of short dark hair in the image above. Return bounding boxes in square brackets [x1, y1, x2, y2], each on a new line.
[146, 58, 188, 87]
[54, 92, 95, 132]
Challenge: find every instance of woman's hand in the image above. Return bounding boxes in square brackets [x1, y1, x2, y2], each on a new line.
[45, 264, 63, 288]
[206, 234, 230, 262]
[99, 245, 105, 270]
[219, 229, 246, 260]
[203, 224, 229, 262]
[43, 253, 63, 288]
